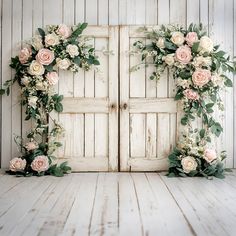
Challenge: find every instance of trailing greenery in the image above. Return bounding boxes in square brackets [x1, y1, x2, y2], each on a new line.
[133, 24, 236, 178]
[1, 23, 100, 177]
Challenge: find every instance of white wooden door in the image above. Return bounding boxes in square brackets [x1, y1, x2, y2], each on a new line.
[120, 26, 178, 171]
[56, 26, 119, 171]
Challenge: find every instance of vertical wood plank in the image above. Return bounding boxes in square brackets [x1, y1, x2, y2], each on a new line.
[158, 0, 170, 25]
[84, 0, 97, 158]
[108, 26, 119, 171]
[170, 0, 187, 25]
[234, 0, 236, 168]
[187, 0, 200, 24]
[11, 0, 22, 158]
[120, 26, 130, 170]
[135, 0, 146, 24]
[98, 0, 108, 25]
[1, 0, 12, 167]
[119, 0, 127, 24]
[130, 114, 146, 158]
[109, 0, 119, 25]
[21, 0, 33, 145]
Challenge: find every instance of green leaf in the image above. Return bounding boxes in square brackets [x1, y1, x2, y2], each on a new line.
[192, 42, 200, 53]
[0, 89, 5, 95]
[199, 129, 205, 139]
[55, 103, 63, 113]
[70, 23, 88, 38]
[45, 64, 54, 72]
[164, 40, 177, 50]
[38, 28, 45, 38]
[206, 103, 214, 109]
[181, 116, 188, 125]
[214, 50, 226, 58]
[93, 59, 100, 65]
[73, 56, 81, 65]
[224, 78, 233, 87]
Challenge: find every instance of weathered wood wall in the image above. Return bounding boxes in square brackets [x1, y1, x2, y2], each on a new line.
[1, 0, 235, 168]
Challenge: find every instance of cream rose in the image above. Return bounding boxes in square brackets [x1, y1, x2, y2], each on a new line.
[199, 36, 214, 53]
[46, 71, 59, 85]
[31, 155, 49, 173]
[57, 24, 72, 39]
[183, 89, 199, 100]
[211, 74, 224, 87]
[156, 37, 165, 49]
[29, 60, 45, 75]
[192, 69, 211, 87]
[32, 35, 44, 50]
[9, 157, 26, 172]
[45, 33, 60, 47]
[193, 56, 212, 68]
[185, 32, 198, 46]
[19, 47, 32, 64]
[181, 156, 198, 173]
[25, 141, 39, 151]
[56, 58, 71, 70]
[21, 76, 31, 86]
[163, 54, 175, 66]
[175, 45, 192, 64]
[171, 32, 185, 46]
[203, 149, 217, 163]
[28, 96, 38, 109]
[36, 48, 55, 65]
[66, 44, 79, 58]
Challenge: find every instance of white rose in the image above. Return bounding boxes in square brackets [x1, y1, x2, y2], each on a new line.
[156, 37, 165, 49]
[199, 36, 214, 53]
[56, 58, 71, 70]
[193, 56, 212, 68]
[28, 96, 38, 109]
[31, 35, 44, 50]
[211, 74, 224, 87]
[171, 32, 185, 46]
[66, 44, 79, 58]
[163, 54, 175, 66]
[45, 33, 60, 47]
[29, 60, 45, 76]
[181, 156, 198, 173]
[21, 76, 31, 86]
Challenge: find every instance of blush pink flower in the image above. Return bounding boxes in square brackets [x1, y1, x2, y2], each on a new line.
[31, 155, 49, 173]
[192, 69, 211, 87]
[36, 48, 55, 65]
[203, 149, 217, 163]
[183, 89, 200, 100]
[19, 47, 32, 64]
[185, 32, 198, 46]
[9, 157, 26, 172]
[57, 24, 72, 39]
[175, 45, 192, 64]
[46, 71, 59, 86]
[25, 141, 39, 151]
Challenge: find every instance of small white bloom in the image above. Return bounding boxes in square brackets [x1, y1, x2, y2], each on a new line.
[28, 96, 38, 109]
[211, 74, 224, 87]
[156, 37, 165, 49]
[21, 76, 31, 86]
[66, 44, 79, 58]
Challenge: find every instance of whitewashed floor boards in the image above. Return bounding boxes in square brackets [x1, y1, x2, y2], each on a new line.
[0, 170, 236, 236]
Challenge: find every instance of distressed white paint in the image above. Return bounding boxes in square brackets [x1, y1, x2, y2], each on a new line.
[1, 172, 236, 235]
[1, 0, 235, 169]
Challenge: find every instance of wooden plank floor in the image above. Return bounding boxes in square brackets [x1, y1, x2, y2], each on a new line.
[0, 171, 236, 236]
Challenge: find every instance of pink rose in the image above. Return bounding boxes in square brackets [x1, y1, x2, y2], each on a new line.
[185, 32, 198, 46]
[25, 141, 39, 151]
[192, 69, 211, 87]
[57, 24, 72, 39]
[19, 47, 32, 64]
[46, 71, 59, 85]
[31, 155, 49, 173]
[175, 45, 192, 64]
[204, 149, 217, 163]
[183, 89, 199, 100]
[36, 48, 55, 65]
[9, 157, 26, 172]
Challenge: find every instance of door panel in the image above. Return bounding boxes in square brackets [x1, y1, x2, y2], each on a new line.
[120, 26, 178, 171]
[55, 26, 119, 171]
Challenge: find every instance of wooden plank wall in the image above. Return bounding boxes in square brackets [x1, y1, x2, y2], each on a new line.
[0, 0, 235, 168]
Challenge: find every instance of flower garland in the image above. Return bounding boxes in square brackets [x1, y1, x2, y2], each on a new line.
[133, 24, 236, 178]
[1, 23, 100, 177]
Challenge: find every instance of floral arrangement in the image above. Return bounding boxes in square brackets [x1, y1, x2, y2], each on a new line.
[0, 23, 100, 177]
[133, 24, 236, 178]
